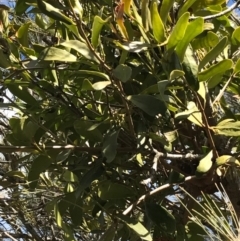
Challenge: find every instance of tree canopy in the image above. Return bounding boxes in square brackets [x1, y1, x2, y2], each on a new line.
[0, 0, 240, 240]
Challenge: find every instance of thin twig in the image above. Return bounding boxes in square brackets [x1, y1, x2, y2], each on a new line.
[195, 93, 219, 158]
[123, 175, 195, 215]
[212, 74, 234, 105]
[189, 0, 240, 20]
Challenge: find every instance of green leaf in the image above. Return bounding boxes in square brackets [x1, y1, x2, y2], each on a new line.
[63, 170, 78, 182]
[182, 46, 199, 90]
[145, 203, 176, 233]
[196, 151, 213, 177]
[198, 59, 233, 81]
[213, 119, 240, 136]
[232, 26, 240, 45]
[169, 170, 185, 183]
[7, 85, 38, 106]
[169, 70, 185, 80]
[15, 0, 33, 15]
[175, 17, 204, 62]
[216, 155, 240, 167]
[37, 0, 74, 25]
[91, 16, 109, 48]
[199, 36, 228, 70]
[167, 12, 189, 53]
[160, 0, 175, 24]
[73, 70, 110, 81]
[186, 222, 206, 241]
[192, 31, 219, 50]
[16, 22, 31, 47]
[102, 129, 119, 163]
[74, 120, 103, 142]
[75, 160, 104, 197]
[113, 64, 132, 82]
[118, 215, 152, 241]
[127, 95, 166, 116]
[178, 0, 197, 18]
[207, 74, 224, 89]
[28, 155, 53, 189]
[92, 81, 111, 90]
[175, 101, 203, 127]
[234, 59, 240, 74]
[0, 49, 11, 68]
[60, 40, 100, 63]
[150, 0, 166, 43]
[39, 47, 77, 62]
[98, 180, 135, 200]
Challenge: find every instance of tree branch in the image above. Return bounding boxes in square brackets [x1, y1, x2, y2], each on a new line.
[123, 175, 195, 215]
[189, 0, 240, 21]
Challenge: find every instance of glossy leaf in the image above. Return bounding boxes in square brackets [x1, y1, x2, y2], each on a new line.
[216, 155, 240, 167]
[127, 95, 166, 116]
[175, 101, 203, 127]
[198, 59, 233, 81]
[175, 17, 204, 62]
[178, 0, 197, 18]
[199, 36, 228, 70]
[123, 0, 132, 16]
[37, 0, 74, 25]
[91, 16, 109, 48]
[196, 151, 213, 177]
[60, 40, 100, 63]
[192, 31, 219, 50]
[167, 12, 189, 53]
[92, 81, 111, 90]
[160, 1, 175, 24]
[150, 0, 166, 43]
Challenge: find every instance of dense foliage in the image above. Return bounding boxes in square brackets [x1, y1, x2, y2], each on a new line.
[0, 0, 240, 240]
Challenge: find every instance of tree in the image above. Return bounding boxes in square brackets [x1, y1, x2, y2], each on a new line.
[0, 0, 240, 240]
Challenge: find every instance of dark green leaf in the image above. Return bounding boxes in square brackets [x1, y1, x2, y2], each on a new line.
[113, 64, 132, 83]
[102, 129, 119, 163]
[98, 180, 135, 200]
[145, 203, 176, 233]
[127, 95, 166, 116]
[75, 160, 104, 197]
[118, 215, 152, 241]
[28, 155, 54, 189]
